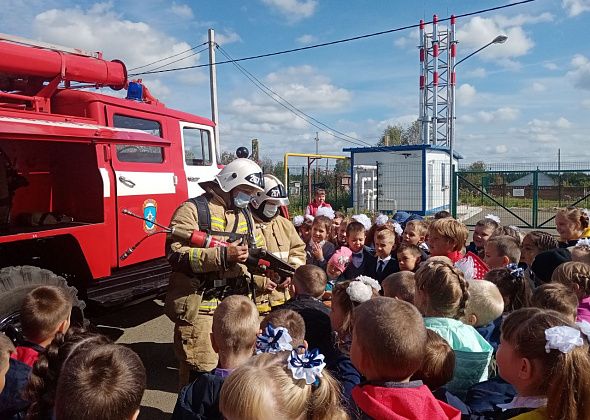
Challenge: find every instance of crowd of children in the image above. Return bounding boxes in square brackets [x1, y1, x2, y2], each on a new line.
[2, 205, 590, 419]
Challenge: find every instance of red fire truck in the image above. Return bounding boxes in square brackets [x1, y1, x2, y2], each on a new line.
[0, 35, 221, 326]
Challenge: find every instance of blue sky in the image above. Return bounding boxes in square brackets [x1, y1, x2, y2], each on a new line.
[3, 0, 590, 163]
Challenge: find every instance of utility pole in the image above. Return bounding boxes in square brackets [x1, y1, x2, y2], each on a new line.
[208, 29, 220, 161]
[315, 132, 319, 186]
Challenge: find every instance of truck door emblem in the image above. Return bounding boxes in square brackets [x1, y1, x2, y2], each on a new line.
[143, 199, 158, 232]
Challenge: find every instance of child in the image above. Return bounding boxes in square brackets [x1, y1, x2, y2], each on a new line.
[496, 308, 590, 419]
[382, 271, 416, 303]
[330, 211, 345, 244]
[54, 344, 146, 420]
[335, 217, 350, 248]
[396, 243, 423, 272]
[298, 215, 314, 244]
[24, 328, 111, 419]
[305, 215, 335, 269]
[427, 218, 469, 263]
[350, 297, 461, 419]
[281, 265, 332, 359]
[571, 238, 590, 264]
[551, 261, 590, 323]
[12, 285, 72, 367]
[172, 295, 259, 420]
[326, 247, 352, 285]
[555, 206, 590, 247]
[531, 283, 579, 323]
[220, 352, 348, 419]
[466, 214, 501, 258]
[493, 225, 523, 246]
[461, 279, 504, 351]
[434, 210, 452, 219]
[372, 227, 399, 282]
[305, 188, 332, 217]
[0, 333, 15, 394]
[260, 309, 306, 349]
[402, 219, 429, 252]
[520, 230, 558, 267]
[412, 330, 470, 415]
[343, 221, 376, 279]
[484, 235, 521, 269]
[414, 261, 493, 397]
[330, 278, 379, 355]
[485, 264, 532, 314]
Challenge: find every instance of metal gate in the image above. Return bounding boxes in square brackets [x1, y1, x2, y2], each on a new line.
[453, 168, 590, 229]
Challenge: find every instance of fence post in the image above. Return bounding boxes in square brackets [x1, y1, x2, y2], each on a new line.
[301, 166, 305, 213]
[451, 166, 457, 218]
[335, 170, 338, 210]
[532, 170, 539, 228]
[376, 161, 380, 212]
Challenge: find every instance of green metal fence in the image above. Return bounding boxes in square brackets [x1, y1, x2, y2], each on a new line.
[455, 164, 590, 228]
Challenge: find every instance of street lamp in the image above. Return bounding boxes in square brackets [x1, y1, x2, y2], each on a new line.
[449, 34, 507, 216]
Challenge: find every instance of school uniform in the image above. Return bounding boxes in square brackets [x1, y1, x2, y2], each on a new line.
[371, 255, 399, 283]
[343, 247, 376, 279]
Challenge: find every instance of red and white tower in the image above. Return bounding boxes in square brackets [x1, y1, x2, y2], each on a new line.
[418, 15, 457, 147]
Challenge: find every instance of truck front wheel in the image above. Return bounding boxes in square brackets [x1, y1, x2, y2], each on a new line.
[0, 266, 86, 334]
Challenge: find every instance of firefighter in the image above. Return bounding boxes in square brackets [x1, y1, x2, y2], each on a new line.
[250, 174, 306, 313]
[164, 158, 267, 387]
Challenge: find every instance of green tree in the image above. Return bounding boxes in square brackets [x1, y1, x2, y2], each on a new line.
[334, 158, 351, 175]
[219, 150, 235, 165]
[377, 120, 420, 146]
[403, 120, 420, 145]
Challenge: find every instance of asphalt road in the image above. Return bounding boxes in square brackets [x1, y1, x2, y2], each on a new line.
[91, 298, 178, 420]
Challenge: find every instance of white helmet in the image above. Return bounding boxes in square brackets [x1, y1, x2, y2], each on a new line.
[215, 158, 264, 193]
[251, 174, 289, 209]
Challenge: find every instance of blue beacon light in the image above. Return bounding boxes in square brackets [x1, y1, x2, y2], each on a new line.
[126, 81, 144, 101]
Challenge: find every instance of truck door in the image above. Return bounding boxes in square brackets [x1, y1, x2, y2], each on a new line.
[180, 122, 219, 198]
[110, 114, 178, 267]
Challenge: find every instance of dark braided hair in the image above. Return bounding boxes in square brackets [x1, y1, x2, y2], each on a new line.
[24, 327, 111, 420]
[484, 264, 532, 313]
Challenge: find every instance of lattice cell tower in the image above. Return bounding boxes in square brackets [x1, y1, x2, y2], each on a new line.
[418, 15, 457, 147]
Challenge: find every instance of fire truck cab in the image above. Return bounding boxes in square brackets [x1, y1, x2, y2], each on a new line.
[0, 34, 220, 324]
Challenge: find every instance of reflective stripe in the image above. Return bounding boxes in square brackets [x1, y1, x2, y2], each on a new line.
[289, 257, 305, 266]
[256, 302, 272, 314]
[199, 299, 220, 312]
[255, 235, 265, 247]
[189, 248, 203, 272]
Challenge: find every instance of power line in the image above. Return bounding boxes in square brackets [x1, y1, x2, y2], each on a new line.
[139, 46, 209, 73]
[129, 0, 535, 76]
[216, 44, 373, 147]
[128, 42, 207, 71]
[215, 45, 369, 148]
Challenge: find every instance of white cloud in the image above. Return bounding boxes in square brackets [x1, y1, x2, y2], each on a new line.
[261, 0, 318, 22]
[394, 33, 418, 49]
[556, 117, 572, 128]
[296, 34, 317, 45]
[464, 68, 487, 78]
[582, 99, 590, 109]
[462, 107, 520, 124]
[562, 0, 590, 17]
[215, 30, 241, 45]
[170, 2, 194, 19]
[456, 84, 477, 105]
[455, 13, 552, 64]
[531, 82, 546, 92]
[223, 66, 352, 142]
[495, 144, 508, 154]
[567, 54, 590, 90]
[520, 117, 573, 143]
[32, 4, 200, 71]
[543, 62, 559, 71]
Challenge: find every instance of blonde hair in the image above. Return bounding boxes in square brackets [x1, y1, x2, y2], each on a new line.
[502, 308, 590, 420]
[412, 329, 455, 391]
[405, 219, 427, 236]
[382, 272, 415, 303]
[353, 297, 427, 380]
[556, 207, 590, 231]
[293, 265, 328, 298]
[213, 295, 259, 354]
[415, 261, 469, 319]
[220, 352, 347, 420]
[312, 215, 332, 232]
[374, 227, 395, 244]
[571, 246, 590, 265]
[0, 333, 15, 371]
[462, 280, 504, 327]
[428, 219, 468, 252]
[551, 261, 590, 297]
[486, 235, 521, 264]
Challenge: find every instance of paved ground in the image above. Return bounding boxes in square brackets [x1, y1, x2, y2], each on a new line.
[91, 298, 178, 420]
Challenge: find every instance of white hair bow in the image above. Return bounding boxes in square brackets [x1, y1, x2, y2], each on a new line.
[484, 214, 501, 224]
[293, 215, 304, 227]
[375, 214, 389, 227]
[316, 207, 335, 219]
[392, 221, 403, 236]
[288, 348, 326, 385]
[545, 326, 584, 354]
[356, 275, 381, 292]
[352, 214, 372, 230]
[346, 280, 373, 303]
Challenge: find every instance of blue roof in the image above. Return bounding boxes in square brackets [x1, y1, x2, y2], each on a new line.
[342, 144, 463, 159]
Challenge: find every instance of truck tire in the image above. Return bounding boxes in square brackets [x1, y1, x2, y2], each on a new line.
[0, 266, 86, 331]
